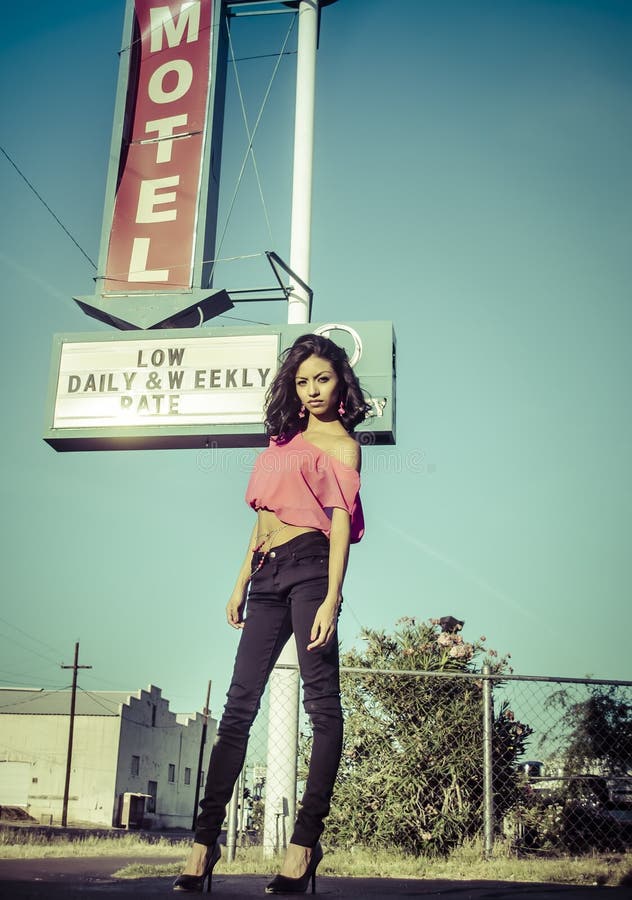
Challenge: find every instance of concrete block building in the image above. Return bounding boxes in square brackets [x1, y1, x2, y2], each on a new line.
[0, 685, 217, 829]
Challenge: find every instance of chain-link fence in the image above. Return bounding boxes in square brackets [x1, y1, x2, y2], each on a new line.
[222, 665, 632, 860]
[492, 674, 632, 855]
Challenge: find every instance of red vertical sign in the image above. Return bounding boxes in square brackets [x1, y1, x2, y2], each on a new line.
[104, 0, 212, 294]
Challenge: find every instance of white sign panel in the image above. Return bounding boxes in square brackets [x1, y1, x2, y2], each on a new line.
[53, 334, 279, 428]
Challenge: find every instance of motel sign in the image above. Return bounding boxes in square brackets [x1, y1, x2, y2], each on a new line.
[76, 0, 232, 330]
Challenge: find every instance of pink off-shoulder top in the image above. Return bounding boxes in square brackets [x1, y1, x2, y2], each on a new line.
[245, 432, 364, 543]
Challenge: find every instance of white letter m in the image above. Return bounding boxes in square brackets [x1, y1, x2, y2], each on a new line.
[150, 2, 200, 52]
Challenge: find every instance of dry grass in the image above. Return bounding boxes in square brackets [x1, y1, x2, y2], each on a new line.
[2, 828, 631, 887]
[114, 841, 632, 888]
[0, 827, 186, 859]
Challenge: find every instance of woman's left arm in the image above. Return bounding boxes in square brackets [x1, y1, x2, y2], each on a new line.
[307, 506, 352, 651]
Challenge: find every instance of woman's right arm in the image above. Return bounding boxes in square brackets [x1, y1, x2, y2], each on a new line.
[226, 520, 258, 629]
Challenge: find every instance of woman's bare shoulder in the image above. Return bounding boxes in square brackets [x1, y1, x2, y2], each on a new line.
[304, 429, 361, 471]
[335, 433, 361, 472]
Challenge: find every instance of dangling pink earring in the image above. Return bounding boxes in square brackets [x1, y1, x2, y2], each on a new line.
[298, 405, 306, 419]
[338, 398, 346, 416]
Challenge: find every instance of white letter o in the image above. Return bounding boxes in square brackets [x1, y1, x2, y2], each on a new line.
[148, 60, 193, 104]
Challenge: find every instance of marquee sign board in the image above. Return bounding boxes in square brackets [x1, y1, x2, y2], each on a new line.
[76, 0, 231, 330]
[44, 322, 395, 451]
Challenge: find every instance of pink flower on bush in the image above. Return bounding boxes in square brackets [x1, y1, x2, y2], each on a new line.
[449, 643, 474, 660]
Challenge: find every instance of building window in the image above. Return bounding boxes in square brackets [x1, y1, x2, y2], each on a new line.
[184, 767, 191, 785]
[147, 781, 157, 813]
[168, 764, 176, 783]
[131, 755, 140, 777]
[151, 704, 157, 727]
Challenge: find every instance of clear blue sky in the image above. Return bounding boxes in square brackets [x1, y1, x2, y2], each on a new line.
[1, 0, 630, 718]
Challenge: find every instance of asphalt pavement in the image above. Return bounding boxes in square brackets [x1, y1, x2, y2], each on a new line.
[1, 857, 631, 900]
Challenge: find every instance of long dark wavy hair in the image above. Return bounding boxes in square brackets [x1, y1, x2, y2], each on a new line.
[264, 333, 371, 440]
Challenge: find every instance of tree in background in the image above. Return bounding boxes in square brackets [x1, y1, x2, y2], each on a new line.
[311, 617, 532, 856]
[513, 684, 632, 854]
[542, 683, 632, 777]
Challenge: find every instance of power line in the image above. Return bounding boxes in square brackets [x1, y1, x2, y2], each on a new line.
[0, 629, 61, 669]
[77, 686, 190, 729]
[217, 313, 271, 325]
[76, 686, 127, 714]
[0, 614, 65, 658]
[0, 145, 96, 270]
[119, 20, 212, 56]
[96, 251, 265, 284]
[0, 685, 73, 710]
[0, 665, 62, 682]
[232, 51, 296, 62]
[80, 669, 143, 691]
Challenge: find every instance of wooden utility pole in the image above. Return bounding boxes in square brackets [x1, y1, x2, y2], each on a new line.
[60, 642, 91, 827]
[192, 680, 212, 830]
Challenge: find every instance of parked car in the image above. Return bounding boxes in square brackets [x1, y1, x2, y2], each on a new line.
[562, 776, 632, 853]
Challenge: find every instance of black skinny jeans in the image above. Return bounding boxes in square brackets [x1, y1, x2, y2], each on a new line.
[195, 531, 343, 849]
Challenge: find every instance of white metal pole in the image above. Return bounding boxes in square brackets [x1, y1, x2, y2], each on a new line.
[263, 2, 320, 857]
[226, 777, 240, 863]
[262, 643, 300, 858]
[288, 0, 319, 324]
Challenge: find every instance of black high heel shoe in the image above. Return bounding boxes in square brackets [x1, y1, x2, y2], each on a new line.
[173, 842, 221, 893]
[265, 843, 323, 895]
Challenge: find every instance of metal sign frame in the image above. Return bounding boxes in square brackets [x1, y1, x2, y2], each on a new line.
[44, 321, 395, 451]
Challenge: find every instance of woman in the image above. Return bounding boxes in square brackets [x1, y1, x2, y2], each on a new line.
[174, 333, 369, 894]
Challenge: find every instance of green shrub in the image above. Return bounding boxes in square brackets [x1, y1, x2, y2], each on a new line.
[304, 617, 532, 856]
